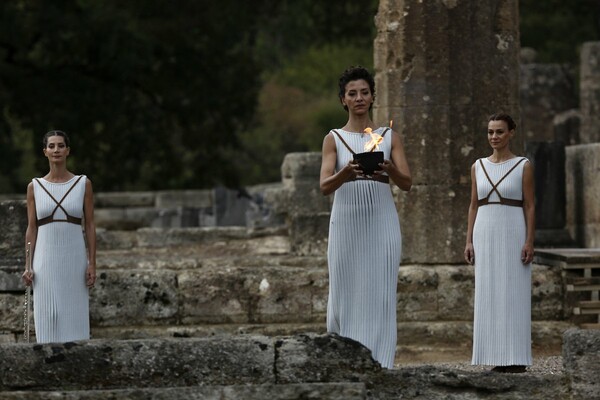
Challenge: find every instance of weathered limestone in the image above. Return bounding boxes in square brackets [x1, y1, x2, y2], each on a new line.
[520, 64, 577, 141]
[0, 333, 576, 399]
[0, 384, 367, 400]
[0, 201, 27, 264]
[374, 0, 521, 263]
[565, 143, 600, 247]
[525, 141, 574, 246]
[563, 328, 600, 399]
[580, 42, 600, 144]
[280, 153, 331, 256]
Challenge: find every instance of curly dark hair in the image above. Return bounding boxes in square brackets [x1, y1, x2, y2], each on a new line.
[488, 113, 516, 131]
[338, 66, 375, 111]
[43, 130, 70, 148]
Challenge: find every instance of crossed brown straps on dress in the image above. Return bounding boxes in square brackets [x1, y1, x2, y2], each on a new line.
[477, 158, 526, 208]
[35, 176, 84, 226]
[332, 128, 390, 155]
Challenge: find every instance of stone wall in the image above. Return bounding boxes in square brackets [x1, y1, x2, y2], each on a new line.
[580, 42, 600, 144]
[565, 143, 600, 247]
[2, 331, 597, 399]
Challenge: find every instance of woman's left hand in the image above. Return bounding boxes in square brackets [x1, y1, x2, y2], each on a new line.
[376, 159, 396, 175]
[521, 243, 534, 265]
[86, 265, 97, 288]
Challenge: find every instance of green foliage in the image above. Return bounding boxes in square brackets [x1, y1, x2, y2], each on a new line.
[0, 0, 265, 192]
[520, 0, 600, 63]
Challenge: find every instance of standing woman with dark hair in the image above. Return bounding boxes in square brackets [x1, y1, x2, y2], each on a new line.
[319, 66, 411, 368]
[464, 114, 535, 373]
[22, 130, 97, 343]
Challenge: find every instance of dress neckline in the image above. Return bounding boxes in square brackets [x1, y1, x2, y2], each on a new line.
[484, 156, 521, 165]
[39, 175, 79, 185]
[338, 127, 384, 135]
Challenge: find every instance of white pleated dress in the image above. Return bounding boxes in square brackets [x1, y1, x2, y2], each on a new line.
[32, 175, 90, 343]
[327, 128, 401, 369]
[472, 157, 532, 366]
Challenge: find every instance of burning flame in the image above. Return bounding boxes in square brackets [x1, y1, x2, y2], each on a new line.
[363, 127, 383, 151]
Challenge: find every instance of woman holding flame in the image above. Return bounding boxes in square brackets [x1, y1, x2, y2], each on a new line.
[319, 66, 411, 368]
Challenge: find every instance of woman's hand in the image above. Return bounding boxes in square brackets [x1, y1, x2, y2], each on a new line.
[22, 270, 34, 286]
[344, 160, 363, 180]
[521, 243, 534, 265]
[86, 265, 97, 288]
[464, 243, 475, 265]
[376, 159, 396, 175]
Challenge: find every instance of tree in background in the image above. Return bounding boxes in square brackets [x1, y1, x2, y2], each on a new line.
[0, 0, 264, 192]
[520, 0, 600, 63]
[235, 0, 379, 185]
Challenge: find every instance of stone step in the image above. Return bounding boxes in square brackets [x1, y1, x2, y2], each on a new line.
[0, 383, 367, 400]
[0, 334, 573, 399]
[0, 334, 378, 392]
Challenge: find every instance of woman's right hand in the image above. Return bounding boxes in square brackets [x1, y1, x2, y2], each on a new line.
[22, 270, 34, 287]
[464, 243, 475, 265]
[344, 160, 363, 180]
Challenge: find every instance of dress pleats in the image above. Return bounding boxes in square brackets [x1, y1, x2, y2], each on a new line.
[32, 175, 90, 343]
[472, 158, 532, 366]
[327, 128, 401, 369]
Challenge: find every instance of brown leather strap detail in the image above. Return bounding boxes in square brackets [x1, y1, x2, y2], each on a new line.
[332, 130, 356, 155]
[477, 157, 526, 208]
[477, 198, 524, 208]
[35, 176, 84, 226]
[37, 215, 82, 227]
[350, 175, 389, 184]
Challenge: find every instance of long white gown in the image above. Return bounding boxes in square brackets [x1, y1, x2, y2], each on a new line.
[326, 128, 402, 369]
[32, 175, 90, 343]
[472, 157, 532, 366]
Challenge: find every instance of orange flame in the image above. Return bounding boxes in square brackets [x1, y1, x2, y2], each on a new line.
[363, 127, 383, 151]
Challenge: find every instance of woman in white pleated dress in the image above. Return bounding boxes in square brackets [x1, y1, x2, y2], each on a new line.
[464, 113, 535, 373]
[319, 66, 412, 368]
[22, 130, 97, 343]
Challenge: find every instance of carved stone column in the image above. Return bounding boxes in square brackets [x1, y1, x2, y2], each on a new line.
[374, 0, 521, 263]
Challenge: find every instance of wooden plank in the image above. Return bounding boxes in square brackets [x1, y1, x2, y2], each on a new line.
[580, 323, 600, 330]
[578, 301, 600, 308]
[573, 307, 600, 315]
[566, 284, 600, 291]
[562, 263, 600, 270]
[566, 277, 600, 285]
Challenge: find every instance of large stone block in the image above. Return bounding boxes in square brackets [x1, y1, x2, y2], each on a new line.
[396, 184, 470, 264]
[179, 266, 326, 325]
[0, 383, 367, 400]
[531, 265, 564, 321]
[289, 212, 329, 256]
[281, 153, 322, 185]
[565, 143, 600, 247]
[436, 266, 474, 321]
[0, 201, 28, 263]
[397, 266, 439, 322]
[580, 42, 600, 144]
[520, 64, 577, 141]
[275, 333, 380, 383]
[93, 191, 156, 208]
[90, 269, 179, 327]
[155, 190, 213, 208]
[0, 293, 23, 331]
[0, 337, 274, 390]
[563, 328, 600, 399]
[525, 141, 566, 230]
